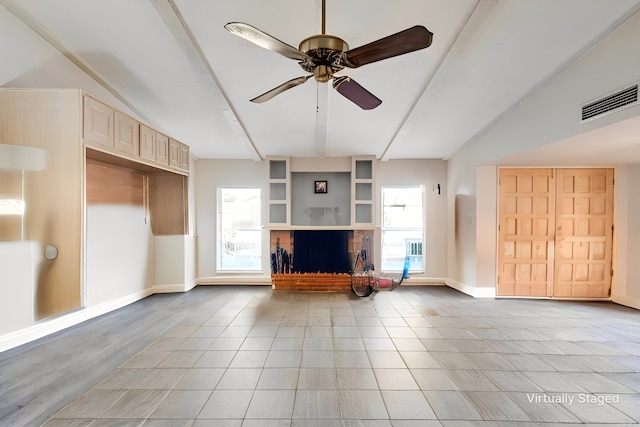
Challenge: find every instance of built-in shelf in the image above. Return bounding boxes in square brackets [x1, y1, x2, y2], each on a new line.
[269, 159, 287, 180]
[269, 183, 287, 201]
[351, 157, 375, 226]
[355, 204, 372, 223]
[267, 157, 290, 225]
[355, 159, 373, 180]
[355, 182, 373, 200]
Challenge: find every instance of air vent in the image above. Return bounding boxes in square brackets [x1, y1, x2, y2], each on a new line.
[582, 83, 638, 121]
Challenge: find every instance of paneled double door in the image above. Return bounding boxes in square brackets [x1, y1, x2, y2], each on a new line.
[497, 168, 614, 298]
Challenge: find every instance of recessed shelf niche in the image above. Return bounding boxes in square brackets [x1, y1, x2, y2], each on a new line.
[351, 157, 375, 226]
[267, 157, 290, 225]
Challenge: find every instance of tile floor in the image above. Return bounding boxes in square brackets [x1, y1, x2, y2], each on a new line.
[40, 286, 640, 426]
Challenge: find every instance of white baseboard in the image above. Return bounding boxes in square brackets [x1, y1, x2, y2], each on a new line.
[152, 280, 197, 293]
[0, 288, 154, 353]
[445, 279, 497, 298]
[197, 276, 272, 285]
[400, 277, 446, 286]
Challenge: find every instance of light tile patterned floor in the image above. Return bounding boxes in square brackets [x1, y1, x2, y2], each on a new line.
[35, 286, 640, 425]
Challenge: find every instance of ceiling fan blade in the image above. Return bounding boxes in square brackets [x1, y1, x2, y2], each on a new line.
[344, 25, 433, 68]
[333, 76, 382, 110]
[225, 22, 311, 62]
[251, 75, 313, 103]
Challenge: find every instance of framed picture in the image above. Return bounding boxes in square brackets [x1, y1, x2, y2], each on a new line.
[314, 180, 328, 194]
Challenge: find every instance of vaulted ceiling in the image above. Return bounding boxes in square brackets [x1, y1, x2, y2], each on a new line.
[2, 0, 640, 161]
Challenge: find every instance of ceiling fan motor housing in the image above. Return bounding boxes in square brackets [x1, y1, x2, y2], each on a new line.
[298, 34, 349, 82]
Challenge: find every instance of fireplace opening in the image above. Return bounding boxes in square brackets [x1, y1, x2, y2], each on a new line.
[293, 230, 351, 274]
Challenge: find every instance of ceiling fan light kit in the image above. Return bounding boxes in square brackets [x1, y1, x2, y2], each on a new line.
[225, 1, 433, 110]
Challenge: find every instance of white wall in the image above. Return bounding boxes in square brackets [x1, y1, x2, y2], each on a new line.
[154, 235, 196, 292]
[612, 164, 640, 309]
[291, 172, 351, 226]
[85, 205, 154, 307]
[377, 159, 448, 280]
[0, 7, 138, 119]
[624, 166, 640, 303]
[194, 158, 449, 282]
[195, 159, 268, 280]
[447, 11, 640, 303]
[0, 241, 39, 335]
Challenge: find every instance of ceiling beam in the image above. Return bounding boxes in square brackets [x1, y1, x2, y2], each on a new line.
[150, 0, 262, 161]
[380, 0, 496, 161]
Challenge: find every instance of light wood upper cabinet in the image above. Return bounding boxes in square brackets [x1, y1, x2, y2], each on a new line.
[169, 138, 180, 169]
[169, 138, 189, 172]
[179, 143, 190, 171]
[114, 111, 139, 157]
[82, 94, 188, 173]
[140, 124, 156, 162]
[156, 133, 169, 166]
[83, 96, 114, 148]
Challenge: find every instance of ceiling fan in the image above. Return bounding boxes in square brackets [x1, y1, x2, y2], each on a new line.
[225, 0, 433, 110]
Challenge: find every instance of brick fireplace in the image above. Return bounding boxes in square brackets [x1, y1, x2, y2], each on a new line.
[270, 229, 373, 292]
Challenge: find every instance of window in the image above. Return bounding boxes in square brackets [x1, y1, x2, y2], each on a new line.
[381, 186, 424, 272]
[217, 188, 262, 271]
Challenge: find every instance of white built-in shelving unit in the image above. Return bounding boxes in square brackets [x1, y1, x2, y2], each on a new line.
[267, 157, 290, 225]
[351, 156, 375, 226]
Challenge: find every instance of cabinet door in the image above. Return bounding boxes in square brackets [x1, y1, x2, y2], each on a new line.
[139, 124, 156, 162]
[83, 96, 114, 148]
[169, 138, 181, 169]
[179, 143, 190, 171]
[156, 133, 169, 166]
[114, 112, 139, 156]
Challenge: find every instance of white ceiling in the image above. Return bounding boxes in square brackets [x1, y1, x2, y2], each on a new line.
[2, 0, 640, 162]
